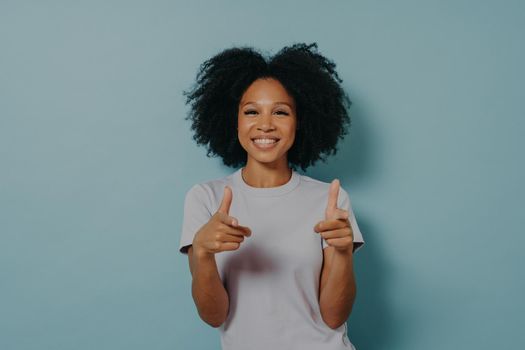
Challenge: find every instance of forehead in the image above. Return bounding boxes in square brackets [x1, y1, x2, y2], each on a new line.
[240, 78, 295, 106]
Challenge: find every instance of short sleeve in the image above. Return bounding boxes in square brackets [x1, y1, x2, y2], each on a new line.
[322, 186, 365, 253]
[179, 184, 212, 255]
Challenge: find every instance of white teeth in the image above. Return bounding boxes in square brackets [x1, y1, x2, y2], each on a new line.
[253, 139, 277, 144]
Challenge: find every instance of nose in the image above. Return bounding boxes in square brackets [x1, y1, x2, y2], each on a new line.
[256, 111, 275, 131]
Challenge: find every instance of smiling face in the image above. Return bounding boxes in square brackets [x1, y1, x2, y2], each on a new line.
[237, 77, 297, 167]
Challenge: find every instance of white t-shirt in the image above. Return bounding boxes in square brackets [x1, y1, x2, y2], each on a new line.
[179, 167, 365, 350]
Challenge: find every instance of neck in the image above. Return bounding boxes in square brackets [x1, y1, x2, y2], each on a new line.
[241, 158, 292, 188]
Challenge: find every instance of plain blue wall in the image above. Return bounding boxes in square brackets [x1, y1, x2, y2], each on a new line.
[1, 1, 523, 349]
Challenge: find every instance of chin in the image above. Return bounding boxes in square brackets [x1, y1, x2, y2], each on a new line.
[249, 150, 291, 166]
[249, 153, 280, 163]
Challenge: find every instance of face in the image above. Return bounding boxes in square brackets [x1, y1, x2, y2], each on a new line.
[237, 78, 297, 167]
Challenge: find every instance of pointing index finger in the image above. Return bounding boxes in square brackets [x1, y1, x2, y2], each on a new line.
[326, 179, 340, 213]
[217, 185, 233, 215]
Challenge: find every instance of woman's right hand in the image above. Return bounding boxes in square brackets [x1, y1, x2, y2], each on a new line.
[192, 185, 251, 257]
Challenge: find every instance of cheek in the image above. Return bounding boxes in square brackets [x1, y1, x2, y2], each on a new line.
[236, 118, 245, 135]
[236, 123, 252, 144]
[283, 123, 297, 142]
[237, 123, 248, 134]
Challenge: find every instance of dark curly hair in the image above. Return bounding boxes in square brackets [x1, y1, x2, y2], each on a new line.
[182, 42, 352, 172]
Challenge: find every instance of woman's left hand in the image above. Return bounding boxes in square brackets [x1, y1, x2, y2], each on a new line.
[313, 179, 354, 253]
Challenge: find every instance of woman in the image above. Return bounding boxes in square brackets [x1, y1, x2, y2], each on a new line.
[179, 43, 365, 350]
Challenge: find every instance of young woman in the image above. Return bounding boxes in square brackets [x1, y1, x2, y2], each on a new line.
[179, 43, 365, 350]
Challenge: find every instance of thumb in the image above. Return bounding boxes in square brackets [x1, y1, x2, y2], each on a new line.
[217, 185, 233, 216]
[325, 179, 340, 218]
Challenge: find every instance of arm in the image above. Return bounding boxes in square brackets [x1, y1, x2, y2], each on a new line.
[319, 245, 356, 329]
[184, 185, 251, 328]
[188, 245, 229, 328]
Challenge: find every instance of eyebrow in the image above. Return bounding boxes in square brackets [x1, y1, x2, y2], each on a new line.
[241, 101, 293, 108]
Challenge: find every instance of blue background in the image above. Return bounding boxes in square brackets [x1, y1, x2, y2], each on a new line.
[1, 1, 523, 349]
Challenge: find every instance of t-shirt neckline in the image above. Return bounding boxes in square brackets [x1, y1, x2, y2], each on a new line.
[232, 167, 300, 197]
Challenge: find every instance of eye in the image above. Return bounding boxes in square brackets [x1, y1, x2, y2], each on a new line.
[243, 109, 289, 116]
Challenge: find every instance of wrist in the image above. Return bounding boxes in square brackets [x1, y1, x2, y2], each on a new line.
[334, 244, 354, 257]
[194, 245, 215, 261]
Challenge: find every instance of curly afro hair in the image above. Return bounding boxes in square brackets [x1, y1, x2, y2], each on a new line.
[182, 42, 352, 172]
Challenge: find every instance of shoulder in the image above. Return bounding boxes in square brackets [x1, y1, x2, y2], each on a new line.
[298, 173, 330, 188]
[296, 173, 350, 205]
[184, 170, 236, 209]
[298, 173, 349, 194]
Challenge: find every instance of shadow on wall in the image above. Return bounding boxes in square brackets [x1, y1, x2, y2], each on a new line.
[325, 102, 400, 349]
[347, 218, 396, 350]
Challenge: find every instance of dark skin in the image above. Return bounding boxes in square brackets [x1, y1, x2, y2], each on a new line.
[188, 77, 356, 329]
[315, 178, 356, 329]
[236, 77, 357, 329]
[236, 77, 296, 187]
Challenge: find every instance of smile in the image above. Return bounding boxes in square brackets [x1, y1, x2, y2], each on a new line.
[252, 138, 280, 150]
